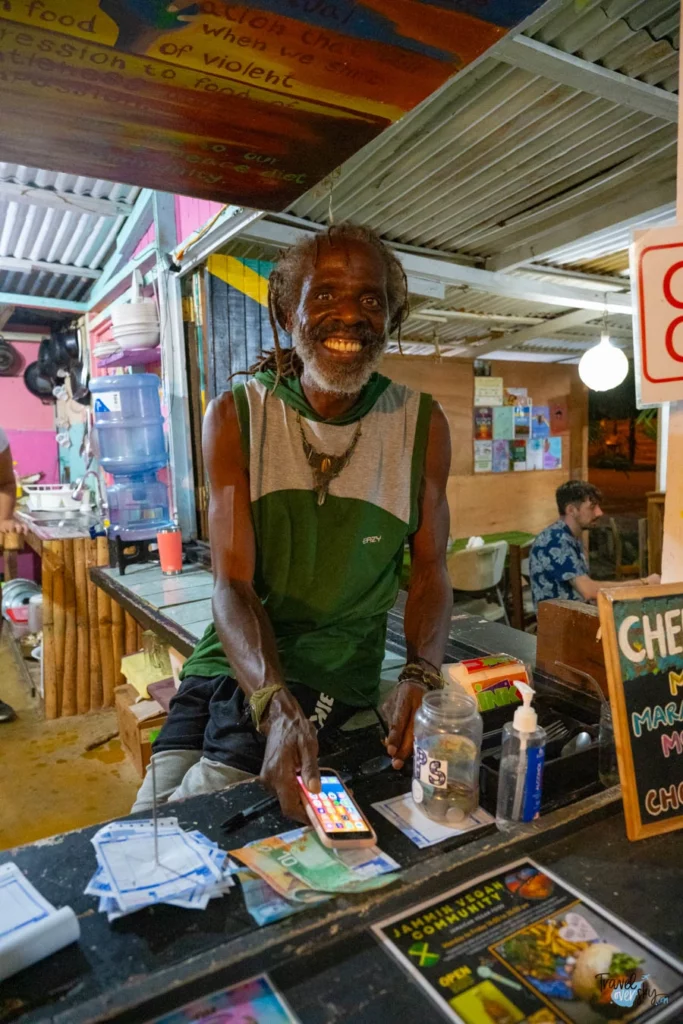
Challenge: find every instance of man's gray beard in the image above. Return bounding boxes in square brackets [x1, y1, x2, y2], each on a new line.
[293, 329, 387, 396]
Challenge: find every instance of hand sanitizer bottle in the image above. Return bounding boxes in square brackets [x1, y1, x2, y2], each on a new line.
[496, 680, 546, 831]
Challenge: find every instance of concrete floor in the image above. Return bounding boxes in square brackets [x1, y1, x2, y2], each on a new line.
[0, 636, 139, 851]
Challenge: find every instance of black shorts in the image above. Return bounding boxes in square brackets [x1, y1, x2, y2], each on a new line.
[153, 675, 356, 776]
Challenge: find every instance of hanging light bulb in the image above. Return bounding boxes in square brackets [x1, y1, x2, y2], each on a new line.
[578, 310, 628, 392]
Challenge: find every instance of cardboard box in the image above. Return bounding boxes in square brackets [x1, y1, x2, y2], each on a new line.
[115, 683, 167, 777]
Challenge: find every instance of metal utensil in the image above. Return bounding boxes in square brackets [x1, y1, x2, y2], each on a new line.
[560, 730, 593, 757]
[543, 719, 570, 743]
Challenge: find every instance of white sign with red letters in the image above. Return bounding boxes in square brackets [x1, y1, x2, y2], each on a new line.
[632, 225, 683, 406]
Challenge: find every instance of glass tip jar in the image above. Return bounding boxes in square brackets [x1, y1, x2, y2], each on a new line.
[412, 687, 483, 825]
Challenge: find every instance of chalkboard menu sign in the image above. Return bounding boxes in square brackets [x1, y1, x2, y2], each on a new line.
[598, 584, 683, 841]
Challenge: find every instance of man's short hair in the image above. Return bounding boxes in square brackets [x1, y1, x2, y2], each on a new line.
[556, 480, 602, 516]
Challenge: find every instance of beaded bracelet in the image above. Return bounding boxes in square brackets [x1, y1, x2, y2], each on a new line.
[398, 662, 445, 691]
[249, 683, 285, 733]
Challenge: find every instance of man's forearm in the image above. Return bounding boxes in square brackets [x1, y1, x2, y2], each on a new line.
[404, 561, 453, 670]
[212, 578, 285, 699]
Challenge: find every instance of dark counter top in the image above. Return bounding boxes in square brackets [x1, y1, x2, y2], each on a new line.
[3, 770, 681, 1024]
[16, 574, 675, 1023]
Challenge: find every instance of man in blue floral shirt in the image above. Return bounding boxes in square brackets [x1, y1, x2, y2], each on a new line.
[529, 480, 659, 610]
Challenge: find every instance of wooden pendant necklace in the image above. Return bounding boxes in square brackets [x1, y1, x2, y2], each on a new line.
[296, 412, 363, 506]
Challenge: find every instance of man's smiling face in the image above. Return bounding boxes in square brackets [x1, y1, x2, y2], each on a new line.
[288, 238, 391, 395]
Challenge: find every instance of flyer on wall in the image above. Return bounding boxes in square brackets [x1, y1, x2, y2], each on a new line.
[373, 859, 683, 1024]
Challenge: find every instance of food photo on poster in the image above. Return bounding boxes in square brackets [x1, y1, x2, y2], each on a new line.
[374, 861, 683, 1024]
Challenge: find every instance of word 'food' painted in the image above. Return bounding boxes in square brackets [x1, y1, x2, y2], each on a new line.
[0, 0, 546, 207]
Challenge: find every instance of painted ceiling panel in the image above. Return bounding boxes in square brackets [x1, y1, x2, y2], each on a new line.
[0, 0, 545, 209]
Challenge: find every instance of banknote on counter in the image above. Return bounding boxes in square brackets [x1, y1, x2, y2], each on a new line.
[236, 868, 323, 927]
[231, 827, 400, 904]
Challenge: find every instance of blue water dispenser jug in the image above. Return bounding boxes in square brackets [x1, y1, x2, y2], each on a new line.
[90, 375, 173, 540]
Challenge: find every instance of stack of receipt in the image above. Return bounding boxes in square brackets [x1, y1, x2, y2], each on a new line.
[85, 818, 234, 921]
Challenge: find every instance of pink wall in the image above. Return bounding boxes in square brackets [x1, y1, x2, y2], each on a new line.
[175, 195, 223, 245]
[133, 223, 155, 256]
[7, 429, 59, 483]
[0, 341, 58, 483]
[128, 196, 223, 261]
[1, 342, 55, 431]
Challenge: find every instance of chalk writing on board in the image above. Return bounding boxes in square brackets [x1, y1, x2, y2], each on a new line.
[613, 593, 683, 826]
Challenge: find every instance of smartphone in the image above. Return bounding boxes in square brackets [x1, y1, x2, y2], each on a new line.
[297, 770, 377, 849]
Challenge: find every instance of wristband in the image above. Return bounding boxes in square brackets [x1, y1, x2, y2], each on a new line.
[249, 683, 284, 733]
[399, 662, 445, 691]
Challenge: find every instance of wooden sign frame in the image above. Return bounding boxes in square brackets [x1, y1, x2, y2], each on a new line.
[598, 582, 683, 841]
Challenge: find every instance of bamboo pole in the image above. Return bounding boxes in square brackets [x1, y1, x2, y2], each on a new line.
[111, 598, 125, 688]
[61, 542, 77, 717]
[74, 539, 90, 715]
[85, 539, 103, 711]
[42, 541, 57, 720]
[2, 531, 23, 581]
[52, 541, 65, 718]
[96, 536, 115, 707]
[125, 611, 138, 655]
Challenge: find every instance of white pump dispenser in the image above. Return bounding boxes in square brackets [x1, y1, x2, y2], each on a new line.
[496, 678, 546, 831]
[512, 680, 538, 733]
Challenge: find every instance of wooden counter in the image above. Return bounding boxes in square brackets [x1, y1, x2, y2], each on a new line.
[2, 771, 681, 1024]
[7, 521, 143, 719]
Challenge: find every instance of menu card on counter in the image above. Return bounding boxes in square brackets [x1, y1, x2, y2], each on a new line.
[598, 583, 683, 841]
[374, 859, 683, 1023]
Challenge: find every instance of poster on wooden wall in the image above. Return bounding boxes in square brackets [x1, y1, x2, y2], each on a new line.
[474, 376, 503, 406]
[473, 407, 493, 441]
[598, 583, 683, 841]
[549, 397, 569, 434]
[0, 1, 546, 208]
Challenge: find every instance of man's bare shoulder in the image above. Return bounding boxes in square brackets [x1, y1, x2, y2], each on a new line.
[206, 390, 237, 424]
[203, 391, 245, 472]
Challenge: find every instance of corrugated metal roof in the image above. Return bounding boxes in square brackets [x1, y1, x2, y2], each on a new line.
[289, 51, 676, 259]
[0, 163, 139, 304]
[276, 0, 679, 360]
[291, 58, 677, 257]
[529, 0, 679, 90]
[540, 202, 675, 265]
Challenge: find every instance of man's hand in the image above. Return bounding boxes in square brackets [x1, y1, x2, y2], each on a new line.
[0, 518, 28, 535]
[382, 681, 426, 770]
[259, 690, 320, 822]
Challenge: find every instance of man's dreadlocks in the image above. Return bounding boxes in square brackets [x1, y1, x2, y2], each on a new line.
[248, 222, 410, 389]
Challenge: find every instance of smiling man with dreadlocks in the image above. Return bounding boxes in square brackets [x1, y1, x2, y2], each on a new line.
[132, 223, 453, 821]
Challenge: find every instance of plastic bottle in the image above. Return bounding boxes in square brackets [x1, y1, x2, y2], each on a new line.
[496, 680, 546, 831]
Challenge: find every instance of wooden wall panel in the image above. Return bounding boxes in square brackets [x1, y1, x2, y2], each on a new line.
[381, 355, 588, 539]
[381, 356, 474, 476]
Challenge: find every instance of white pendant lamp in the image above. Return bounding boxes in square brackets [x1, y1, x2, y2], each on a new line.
[578, 329, 628, 392]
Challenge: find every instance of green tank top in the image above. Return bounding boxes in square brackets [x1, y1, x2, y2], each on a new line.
[181, 370, 432, 707]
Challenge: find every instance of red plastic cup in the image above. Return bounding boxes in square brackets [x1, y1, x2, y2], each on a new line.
[157, 527, 182, 576]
